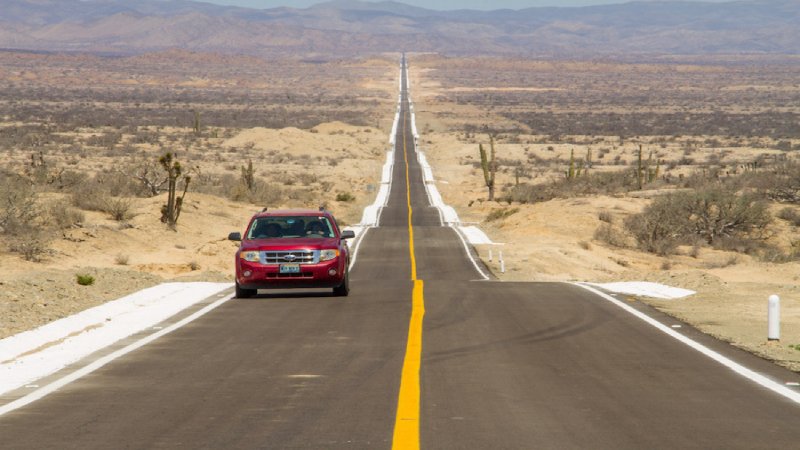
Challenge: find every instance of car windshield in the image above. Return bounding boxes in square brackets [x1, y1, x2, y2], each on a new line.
[247, 216, 335, 239]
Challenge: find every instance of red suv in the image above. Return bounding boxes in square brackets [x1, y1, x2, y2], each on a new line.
[228, 209, 355, 298]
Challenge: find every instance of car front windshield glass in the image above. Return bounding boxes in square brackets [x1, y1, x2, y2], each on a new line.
[247, 216, 334, 239]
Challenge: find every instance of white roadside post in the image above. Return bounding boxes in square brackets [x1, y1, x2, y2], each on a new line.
[499, 250, 505, 274]
[768, 294, 780, 341]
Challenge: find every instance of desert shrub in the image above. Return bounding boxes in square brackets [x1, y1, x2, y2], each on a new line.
[758, 243, 800, 263]
[287, 188, 315, 203]
[593, 223, 630, 248]
[297, 173, 319, 185]
[712, 235, 765, 255]
[624, 194, 689, 255]
[1, 171, 53, 260]
[69, 177, 139, 221]
[598, 210, 613, 223]
[70, 180, 111, 212]
[778, 207, 800, 227]
[104, 197, 136, 221]
[115, 254, 129, 265]
[506, 184, 553, 204]
[125, 159, 168, 197]
[625, 187, 772, 255]
[94, 170, 144, 197]
[46, 201, 85, 229]
[85, 131, 122, 148]
[76, 274, 95, 286]
[681, 188, 771, 245]
[246, 180, 285, 205]
[486, 207, 520, 222]
[51, 169, 88, 191]
[336, 192, 355, 202]
[0, 171, 38, 236]
[705, 255, 740, 269]
[231, 179, 285, 205]
[746, 160, 800, 204]
[8, 233, 50, 262]
[508, 170, 638, 204]
[194, 173, 285, 206]
[191, 172, 233, 197]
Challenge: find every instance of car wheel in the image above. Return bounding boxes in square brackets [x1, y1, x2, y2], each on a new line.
[235, 282, 256, 299]
[333, 267, 350, 297]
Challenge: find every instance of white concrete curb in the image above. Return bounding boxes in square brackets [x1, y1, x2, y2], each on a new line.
[0, 282, 232, 397]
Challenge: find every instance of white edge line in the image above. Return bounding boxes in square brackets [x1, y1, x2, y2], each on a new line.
[348, 226, 370, 271]
[0, 292, 235, 417]
[572, 282, 800, 405]
[451, 225, 491, 280]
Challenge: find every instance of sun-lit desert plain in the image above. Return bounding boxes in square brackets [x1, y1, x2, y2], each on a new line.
[2, 50, 800, 372]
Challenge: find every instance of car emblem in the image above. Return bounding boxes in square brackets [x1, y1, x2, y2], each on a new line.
[283, 254, 297, 262]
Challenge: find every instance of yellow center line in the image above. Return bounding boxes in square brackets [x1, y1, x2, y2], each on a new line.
[404, 104, 418, 282]
[392, 90, 425, 450]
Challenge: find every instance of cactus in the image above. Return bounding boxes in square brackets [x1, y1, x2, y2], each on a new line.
[241, 159, 255, 191]
[586, 147, 592, 173]
[566, 148, 591, 179]
[649, 159, 661, 183]
[193, 110, 200, 135]
[479, 136, 497, 201]
[637, 145, 644, 190]
[648, 157, 661, 183]
[159, 152, 191, 228]
[566, 148, 576, 179]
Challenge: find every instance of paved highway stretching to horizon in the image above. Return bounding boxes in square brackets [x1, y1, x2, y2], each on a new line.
[3, 56, 800, 449]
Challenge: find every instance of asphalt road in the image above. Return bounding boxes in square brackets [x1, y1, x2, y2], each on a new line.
[3, 57, 800, 449]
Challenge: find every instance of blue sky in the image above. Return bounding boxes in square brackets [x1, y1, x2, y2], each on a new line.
[203, 0, 730, 10]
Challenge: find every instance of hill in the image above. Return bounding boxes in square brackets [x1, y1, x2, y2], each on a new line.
[1, 0, 798, 57]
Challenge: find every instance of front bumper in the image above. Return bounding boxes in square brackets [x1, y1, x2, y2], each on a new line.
[236, 258, 345, 290]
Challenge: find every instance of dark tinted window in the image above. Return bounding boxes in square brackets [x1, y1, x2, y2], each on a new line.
[247, 216, 334, 239]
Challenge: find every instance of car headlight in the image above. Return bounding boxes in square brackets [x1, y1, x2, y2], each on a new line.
[240, 251, 260, 262]
[319, 249, 339, 261]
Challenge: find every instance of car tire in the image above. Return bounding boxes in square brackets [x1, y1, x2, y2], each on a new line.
[235, 282, 256, 299]
[333, 267, 350, 297]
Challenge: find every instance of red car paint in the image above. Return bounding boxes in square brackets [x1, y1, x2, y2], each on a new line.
[229, 209, 354, 297]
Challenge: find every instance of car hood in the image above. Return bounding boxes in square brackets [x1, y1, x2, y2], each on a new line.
[240, 237, 340, 251]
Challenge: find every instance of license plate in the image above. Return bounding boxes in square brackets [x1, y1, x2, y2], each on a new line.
[279, 264, 300, 274]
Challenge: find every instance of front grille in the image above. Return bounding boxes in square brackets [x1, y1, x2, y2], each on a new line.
[267, 272, 314, 279]
[261, 250, 317, 264]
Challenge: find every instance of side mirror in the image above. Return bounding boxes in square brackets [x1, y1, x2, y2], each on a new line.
[228, 232, 242, 241]
[340, 230, 356, 240]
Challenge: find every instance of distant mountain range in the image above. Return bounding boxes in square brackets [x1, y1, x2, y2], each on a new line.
[1, 0, 798, 57]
